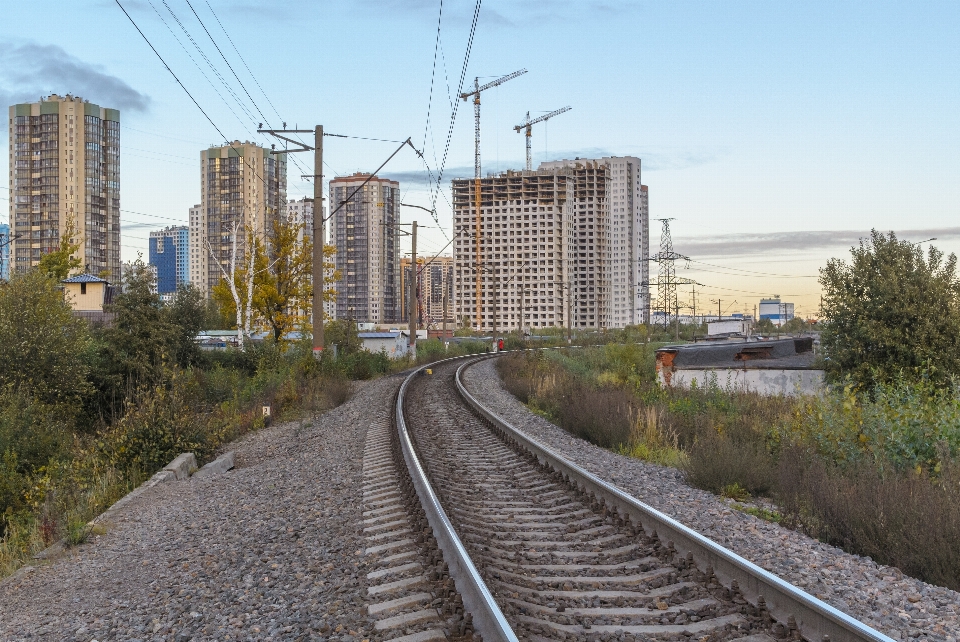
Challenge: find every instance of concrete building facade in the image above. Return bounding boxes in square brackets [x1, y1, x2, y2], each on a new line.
[452, 156, 648, 333]
[197, 142, 286, 294]
[540, 156, 649, 327]
[400, 255, 453, 328]
[188, 204, 202, 289]
[0, 223, 10, 281]
[759, 298, 795, 326]
[149, 225, 189, 294]
[8, 94, 120, 279]
[329, 173, 400, 323]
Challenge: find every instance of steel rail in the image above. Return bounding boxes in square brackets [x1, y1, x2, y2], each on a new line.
[454, 355, 897, 642]
[396, 356, 519, 642]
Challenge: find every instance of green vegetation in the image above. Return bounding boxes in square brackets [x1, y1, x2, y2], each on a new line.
[820, 230, 960, 389]
[0, 261, 359, 578]
[497, 344, 960, 590]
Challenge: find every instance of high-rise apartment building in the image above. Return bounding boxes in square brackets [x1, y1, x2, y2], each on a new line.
[329, 173, 400, 323]
[188, 204, 202, 289]
[540, 157, 649, 327]
[286, 197, 315, 247]
[149, 225, 189, 295]
[400, 255, 453, 327]
[452, 156, 648, 333]
[197, 141, 286, 294]
[8, 94, 120, 278]
[0, 223, 11, 281]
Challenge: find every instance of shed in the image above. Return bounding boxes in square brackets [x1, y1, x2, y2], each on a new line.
[656, 337, 822, 396]
[358, 331, 411, 359]
[62, 274, 112, 311]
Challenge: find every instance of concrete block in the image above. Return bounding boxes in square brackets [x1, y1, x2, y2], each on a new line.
[163, 453, 198, 480]
[193, 451, 235, 478]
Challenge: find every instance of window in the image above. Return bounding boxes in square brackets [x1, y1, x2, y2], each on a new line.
[80, 283, 87, 295]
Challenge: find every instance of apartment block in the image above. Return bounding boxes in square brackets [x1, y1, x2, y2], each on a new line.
[148, 225, 189, 294]
[329, 173, 400, 323]
[188, 204, 202, 288]
[452, 156, 648, 333]
[286, 197, 315, 247]
[0, 223, 10, 281]
[400, 255, 453, 327]
[8, 94, 120, 279]
[197, 141, 286, 294]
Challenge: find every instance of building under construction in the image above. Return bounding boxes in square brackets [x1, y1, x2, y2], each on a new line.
[452, 156, 648, 333]
[329, 173, 400, 323]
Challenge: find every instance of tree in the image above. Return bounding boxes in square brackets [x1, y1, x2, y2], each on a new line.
[0, 270, 92, 407]
[36, 218, 82, 280]
[91, 258, 176, 420]
[166, 284, 206, 368]
[819, 230, 960, 388]
[212, 217, 339, 347]
[255, 217, 313, 342]
[325, 318, 362, 355]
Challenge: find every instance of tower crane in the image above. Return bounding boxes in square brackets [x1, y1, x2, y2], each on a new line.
[459, 68, 528, 329]
[514, 106, 572, 171]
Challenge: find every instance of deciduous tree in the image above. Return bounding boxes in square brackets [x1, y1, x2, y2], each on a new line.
[819, 230, 960, 388]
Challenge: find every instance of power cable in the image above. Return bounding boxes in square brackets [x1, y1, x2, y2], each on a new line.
[686, 258, 817, 278]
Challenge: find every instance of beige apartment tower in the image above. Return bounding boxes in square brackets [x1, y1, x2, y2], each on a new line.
[8, 94, 120, 278]
[401, 255, 453, 327]
[197, 141, 286, 294]
[329, 173, 400, 323]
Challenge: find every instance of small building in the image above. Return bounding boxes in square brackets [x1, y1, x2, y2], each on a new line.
[656, 337, 822, 396]
[62, 274, 112, 311]
[358, 331, 411, 359]
[759, 298, 795, 327]
[707, 319, 752, 338]
[62, 274, 116, 325]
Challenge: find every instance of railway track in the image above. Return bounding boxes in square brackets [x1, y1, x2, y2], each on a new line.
[388, 354, 896, 642]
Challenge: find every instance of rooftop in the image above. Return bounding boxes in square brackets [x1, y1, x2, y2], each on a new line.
[656, 337, 817, 370]
[62, 274, 109, 284]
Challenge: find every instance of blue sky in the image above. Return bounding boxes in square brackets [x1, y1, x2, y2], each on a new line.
[2, 0, 959, 314]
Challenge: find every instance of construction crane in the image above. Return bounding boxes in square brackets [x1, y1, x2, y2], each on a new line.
[514, 106, 572, 171]
[460, 68, 528, 329]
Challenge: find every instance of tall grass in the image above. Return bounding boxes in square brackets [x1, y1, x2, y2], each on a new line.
[497, 348, 960, 591]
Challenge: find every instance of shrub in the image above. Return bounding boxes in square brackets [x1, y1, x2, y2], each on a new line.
[777, 445, 960, 591]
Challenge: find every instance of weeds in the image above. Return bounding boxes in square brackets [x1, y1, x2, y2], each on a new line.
[497, 347, 960, 591]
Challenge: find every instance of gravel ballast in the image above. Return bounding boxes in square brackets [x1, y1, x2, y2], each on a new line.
[463, 356, 960, 642]
[0, 375, 404, 642]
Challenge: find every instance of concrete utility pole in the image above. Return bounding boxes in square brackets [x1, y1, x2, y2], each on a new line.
[313, 125, 324, 356]
[257, 124, 324, 356]
[409, 220, 417, 349]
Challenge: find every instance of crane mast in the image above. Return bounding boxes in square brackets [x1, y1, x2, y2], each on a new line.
[459, 68, 527, 330]
[514, 106, 572, 171]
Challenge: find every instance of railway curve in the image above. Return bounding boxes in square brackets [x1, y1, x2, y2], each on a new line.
[393, 354, 897, 642]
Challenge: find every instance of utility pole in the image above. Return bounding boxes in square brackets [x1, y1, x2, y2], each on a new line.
[717, 299, 722, 322]
[313, 125, 324, 356]
[442, 289, 448, 342]
[257, 124, 325, 357]
[409, 220, 417, 349]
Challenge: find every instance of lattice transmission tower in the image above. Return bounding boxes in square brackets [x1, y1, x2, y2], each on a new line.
[650, 218, 692, 329]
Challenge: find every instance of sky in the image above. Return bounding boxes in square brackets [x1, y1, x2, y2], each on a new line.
[2, 0, 959, 316]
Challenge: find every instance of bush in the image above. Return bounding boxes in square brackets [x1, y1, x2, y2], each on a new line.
[683, 430, 776, 497]
[777, 445, 960, 591]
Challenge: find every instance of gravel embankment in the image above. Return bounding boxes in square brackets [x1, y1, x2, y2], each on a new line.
[463, 357, 960, 642]
[0, 375, 404, 642]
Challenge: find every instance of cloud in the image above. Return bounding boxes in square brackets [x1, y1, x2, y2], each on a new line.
[380, 165, 476, 185]
[0, 42, 149, 112]
[674, 228, 960, 258]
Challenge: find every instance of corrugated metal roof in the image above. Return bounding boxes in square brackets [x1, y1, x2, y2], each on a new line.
[62, 274, 109, 283]
[359, 332, 404, 339]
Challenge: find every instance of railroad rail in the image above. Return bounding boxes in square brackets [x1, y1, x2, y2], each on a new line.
[393, 353, 896, 642]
